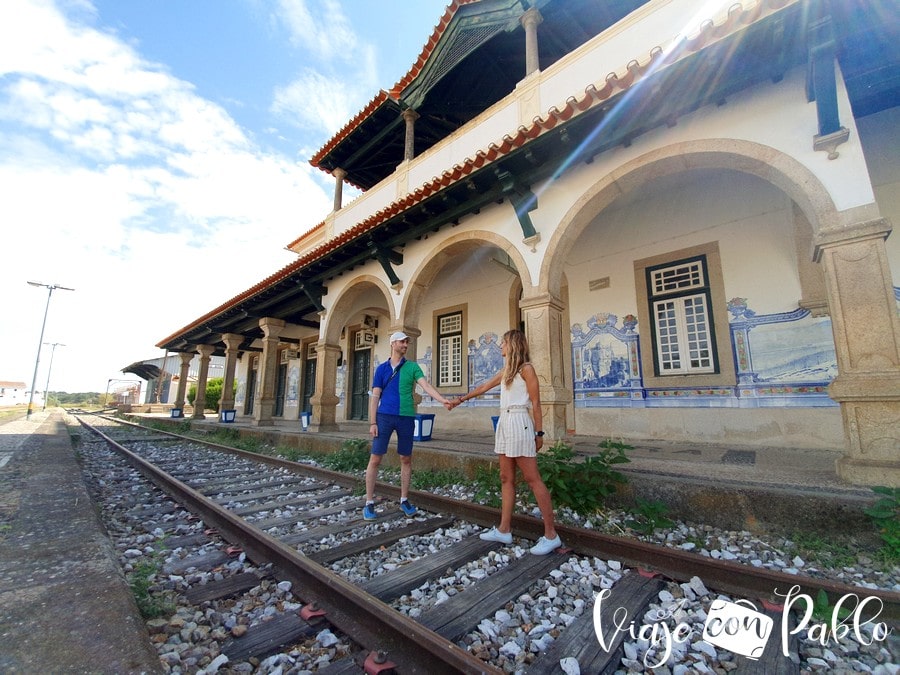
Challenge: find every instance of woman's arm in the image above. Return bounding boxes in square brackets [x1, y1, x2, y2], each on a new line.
[457, 372, 502, 404]
[521, 364, 544, 447]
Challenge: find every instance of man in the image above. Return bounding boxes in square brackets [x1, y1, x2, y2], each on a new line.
[365, 331, 452, 519]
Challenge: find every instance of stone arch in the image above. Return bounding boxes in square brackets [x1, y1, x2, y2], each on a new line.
[541, 138, 844, 297]
[401, 229, 532, 330]
[323, 275, 395, 345]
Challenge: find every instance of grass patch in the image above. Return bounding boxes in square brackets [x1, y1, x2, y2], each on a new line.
[319, 438, 370, 473]
[788, 532, 858, 569]
[129, 558, 175, 619]
[411, 467, 467, 490]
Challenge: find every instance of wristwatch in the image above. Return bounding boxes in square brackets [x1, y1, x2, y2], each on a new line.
[534, 430, 545, 437]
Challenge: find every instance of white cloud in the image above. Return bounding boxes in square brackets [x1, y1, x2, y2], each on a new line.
[0, 0, 331, 393]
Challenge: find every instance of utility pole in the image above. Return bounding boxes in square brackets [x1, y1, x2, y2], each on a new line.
[26, 282, 74, 419]
[42, 342, 65, 411]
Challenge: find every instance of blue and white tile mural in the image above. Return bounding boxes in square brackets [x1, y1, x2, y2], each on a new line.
[571, 298, 841, 408]
[572, 313, 644, 407]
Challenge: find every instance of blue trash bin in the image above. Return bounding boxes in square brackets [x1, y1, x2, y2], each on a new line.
[300, 411, 312, 431]
[413, 413, 435, 441]
[491, 415, 500, 431]
[171, 408, 183, 419]
[220, 409, 236, 423]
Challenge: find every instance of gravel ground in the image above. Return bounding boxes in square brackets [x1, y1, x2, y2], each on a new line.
[73, 426, 900, 674]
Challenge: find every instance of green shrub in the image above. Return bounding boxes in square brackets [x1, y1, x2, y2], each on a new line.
[536, 439, 630, 515]
[864, 486, 900, 562]
[320, 438, 370, 473]
[187, 377, 235, 411]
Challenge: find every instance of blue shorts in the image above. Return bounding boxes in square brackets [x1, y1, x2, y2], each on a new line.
[371, 413, 415, 456]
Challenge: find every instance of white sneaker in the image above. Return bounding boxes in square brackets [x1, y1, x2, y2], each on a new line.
[479, 527, 513, 544]
[530, 535, 562, 555]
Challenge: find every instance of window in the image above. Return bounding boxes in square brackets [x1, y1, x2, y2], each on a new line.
[437, 311, 463, 387]
[648, 258, 715, 374]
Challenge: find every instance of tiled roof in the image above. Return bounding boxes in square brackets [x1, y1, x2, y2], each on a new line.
[160, 0, 790, 348]
[309, 0, 480, 170]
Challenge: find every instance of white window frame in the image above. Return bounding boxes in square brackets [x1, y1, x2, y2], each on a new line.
[437, 311, 463, 387]
[648, 258, 716, 375]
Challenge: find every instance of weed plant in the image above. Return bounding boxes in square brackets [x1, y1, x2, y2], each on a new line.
[472, 464, 502, 509]
[129, 558, 175, 619]
[864, 486, 900, 563]
[625, 498, 675, 535]
[320, 438, 370, 473]
[535, 439, 630, 515]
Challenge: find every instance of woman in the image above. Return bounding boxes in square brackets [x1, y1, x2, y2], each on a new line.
[451, 329, 562, 555]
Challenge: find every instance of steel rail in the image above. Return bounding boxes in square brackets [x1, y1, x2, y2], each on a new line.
[77, 416, 500, 674]
[93, 414, 900, 623]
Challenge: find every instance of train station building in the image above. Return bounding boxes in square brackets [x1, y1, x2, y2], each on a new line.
[155, 0, 900, 486]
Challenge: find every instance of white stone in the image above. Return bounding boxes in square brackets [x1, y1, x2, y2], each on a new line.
[559, 656, 580, 675]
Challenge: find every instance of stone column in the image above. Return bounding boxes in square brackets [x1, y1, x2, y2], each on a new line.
[402, 109, 419, 162]
[173, 351, 193, 412]
[192, 344, 216, 420]
[309, 342, 341, 432]
[219, 333, 243, 415]
[814, 218, 900, 486]
[519, 293, 571, 441]
[253, 318, 285, 427]
[332, 168, 346, 212]
[521, 7, 543, 77]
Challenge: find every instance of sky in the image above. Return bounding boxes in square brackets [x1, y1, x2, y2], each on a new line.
[0, 0, 450, 395]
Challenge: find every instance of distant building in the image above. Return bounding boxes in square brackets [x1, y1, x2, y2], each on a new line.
[156, 0, 899, 486]
[0, 381, 41, 406]
[121, 354, 226, 404]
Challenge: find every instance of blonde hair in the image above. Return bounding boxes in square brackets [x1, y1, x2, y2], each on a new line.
[500, 329, 530, 387]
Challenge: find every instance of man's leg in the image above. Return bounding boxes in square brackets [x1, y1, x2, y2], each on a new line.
[365, 453, 383, 502]
[399, 454, 412, 501]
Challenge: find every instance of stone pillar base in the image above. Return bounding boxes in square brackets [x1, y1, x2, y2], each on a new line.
[836, 457, 900, 488]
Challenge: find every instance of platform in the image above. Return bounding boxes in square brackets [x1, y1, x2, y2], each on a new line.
[0, 410, 162, 674]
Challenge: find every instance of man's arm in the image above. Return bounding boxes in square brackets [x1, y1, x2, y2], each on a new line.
[369, 386, 382, 436]
[416, 377, 451, 406]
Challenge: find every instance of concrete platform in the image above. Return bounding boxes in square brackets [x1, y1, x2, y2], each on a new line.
[149, 411, 880, 537]
[0, 410, 162, 674]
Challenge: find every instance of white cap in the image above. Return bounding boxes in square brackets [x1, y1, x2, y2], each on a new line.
[389, 331, 409, 342]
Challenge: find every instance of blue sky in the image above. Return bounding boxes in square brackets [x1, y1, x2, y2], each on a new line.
[0, 0, 449, 394]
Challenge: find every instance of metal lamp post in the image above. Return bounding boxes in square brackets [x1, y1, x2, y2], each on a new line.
[41, 342, 65, 411]
[26, 282, 74, 419]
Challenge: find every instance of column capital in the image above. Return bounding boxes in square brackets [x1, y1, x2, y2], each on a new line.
[520, 6, 542, 30]
[259, 317, 286, 339]
[519, 292, 566, 312]
[813, 216, 891, 261]
[197, 344, 216, 357]
[221, 333, 243, 350]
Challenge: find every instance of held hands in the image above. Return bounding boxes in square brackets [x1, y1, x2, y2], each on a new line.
[447, 395, 466, 410]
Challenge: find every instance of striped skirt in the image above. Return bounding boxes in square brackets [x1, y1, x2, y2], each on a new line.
[494, 407, 536, 458]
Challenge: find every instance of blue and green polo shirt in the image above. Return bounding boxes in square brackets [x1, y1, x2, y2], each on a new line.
[373, 358, 424, 417]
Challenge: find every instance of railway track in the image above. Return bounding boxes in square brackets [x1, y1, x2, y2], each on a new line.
[74, 413, 899, 673]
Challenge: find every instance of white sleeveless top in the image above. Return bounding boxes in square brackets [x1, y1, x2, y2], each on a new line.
[500, 369, 530, 408]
